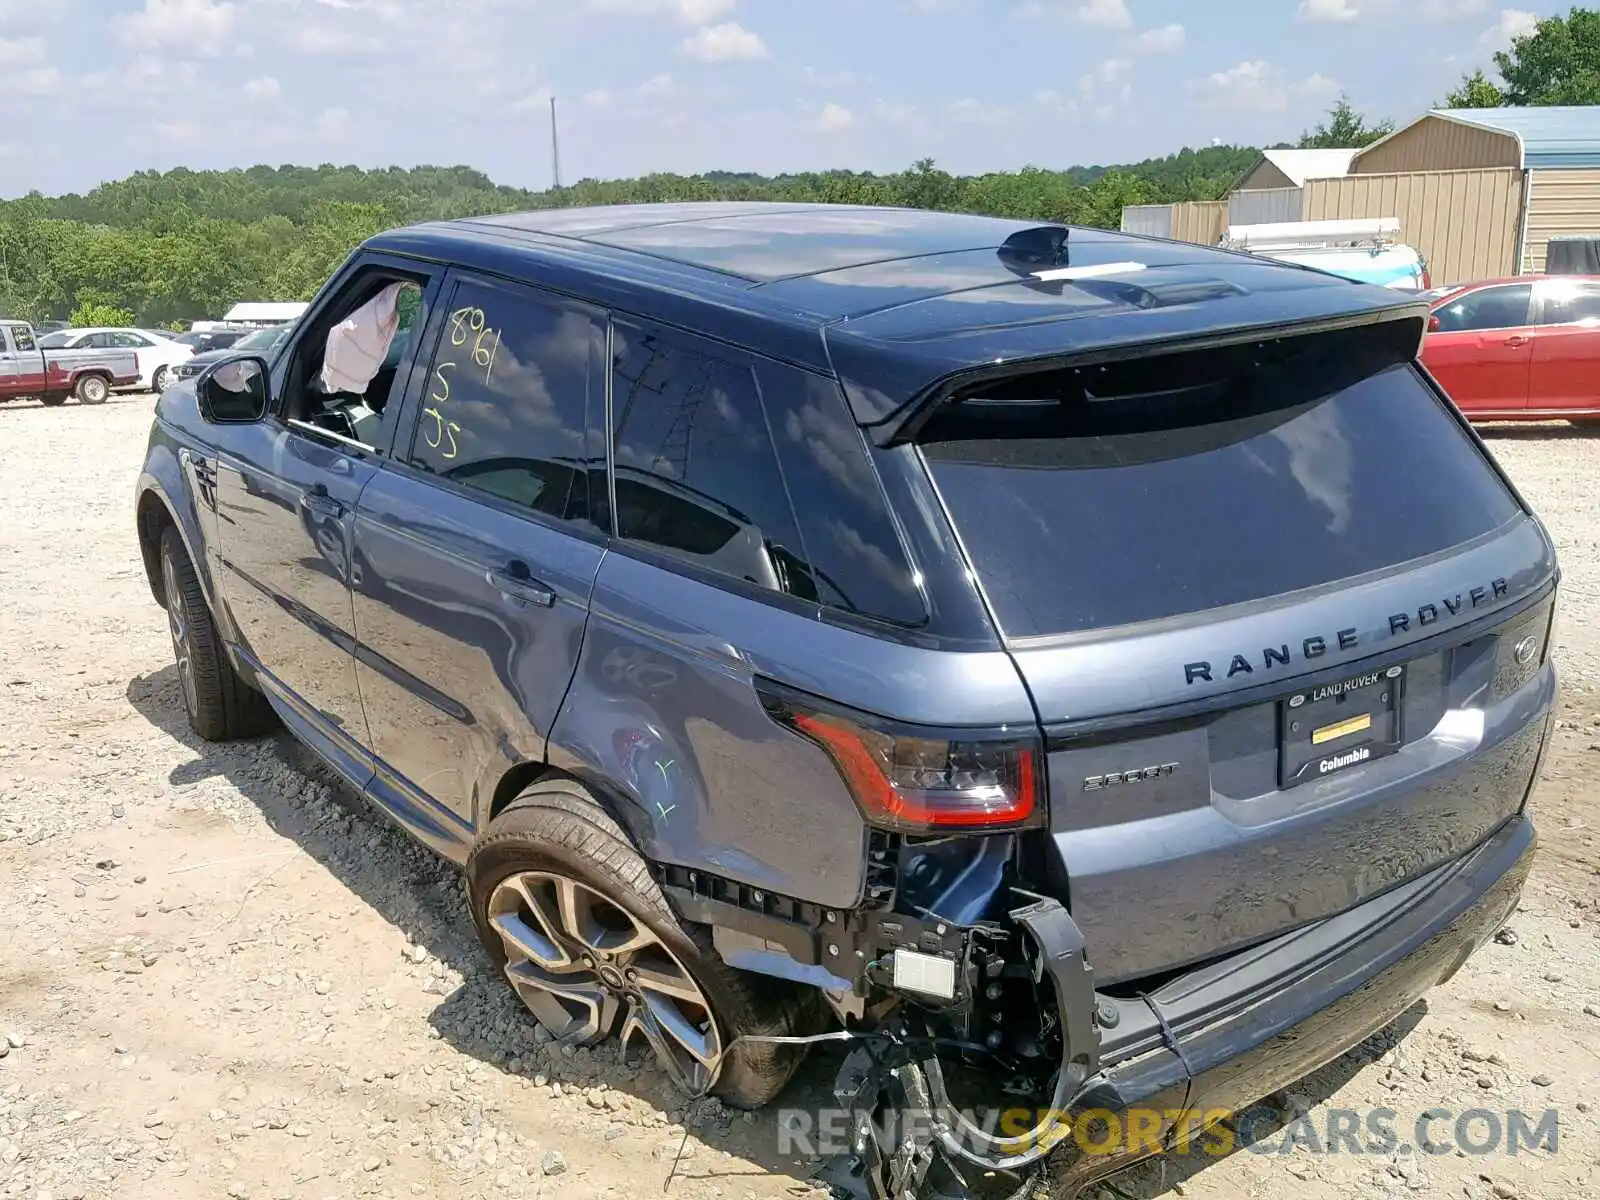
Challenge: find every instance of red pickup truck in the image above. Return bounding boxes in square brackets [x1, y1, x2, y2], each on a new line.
[0, 319, 141, 406]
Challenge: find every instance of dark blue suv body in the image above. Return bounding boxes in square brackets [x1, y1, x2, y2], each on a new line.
[136, 203, 1557, 1198]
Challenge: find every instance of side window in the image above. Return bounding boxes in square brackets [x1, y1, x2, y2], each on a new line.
[405, 276, 598, 533]
[110, 332, 149, 348]
[281, 273, 428, 450]
[1433, 285, 1533, 333]
[758, 362, 926, 626]
[1542, 284, 1600, 326]
[610, 322, 809, 598]
[10, 325, 34, 353]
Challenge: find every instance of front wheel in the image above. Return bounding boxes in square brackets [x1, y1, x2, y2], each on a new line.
[158, 525, 277, 741]
[152, 365, 172, 393]
[466, 781, 814, 1109]
[74, 374, 109, 405]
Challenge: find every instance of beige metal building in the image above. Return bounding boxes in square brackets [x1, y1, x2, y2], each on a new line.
[1350, 107, 1600, 274]
[1234, 148, 1358, 191]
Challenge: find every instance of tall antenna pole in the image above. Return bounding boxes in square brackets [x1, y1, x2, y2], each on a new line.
[550, 95, 562, 190]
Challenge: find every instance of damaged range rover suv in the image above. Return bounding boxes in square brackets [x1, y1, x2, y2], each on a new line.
[135, 203, 1558, 1198]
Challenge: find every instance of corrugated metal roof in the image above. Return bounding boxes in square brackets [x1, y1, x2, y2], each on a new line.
[1257, 148, 1359, 186]
[1432, 106, 1600, 169]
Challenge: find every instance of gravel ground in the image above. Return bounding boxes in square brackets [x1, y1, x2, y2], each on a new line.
[0, 395, 1596, 1200]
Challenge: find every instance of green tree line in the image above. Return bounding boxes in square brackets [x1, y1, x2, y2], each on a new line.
[0, 149, 1256, 328]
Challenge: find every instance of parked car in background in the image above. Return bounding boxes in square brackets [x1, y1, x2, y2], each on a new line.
[172, 322, 297, 383]
[0, 320, 140, 405]
[37, 326, 194, 392]
[1421, 275, 1600, 422]
[175, 328, 249, 355]
[1222, 218, 1430, 291]
[135, 204, 1555, 1199]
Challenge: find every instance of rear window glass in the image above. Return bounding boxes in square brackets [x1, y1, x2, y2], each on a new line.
[919, 328, 1521, 639]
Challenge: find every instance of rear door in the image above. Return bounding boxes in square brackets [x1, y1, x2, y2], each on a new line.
[1422, 282, 1535, 415]
[1528, 278, 1600, 412]
[916, 323, 1555, 984]
[349, 271, 608, 841]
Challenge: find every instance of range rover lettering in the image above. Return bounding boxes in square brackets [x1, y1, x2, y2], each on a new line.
[134, 204, 1558, 1199]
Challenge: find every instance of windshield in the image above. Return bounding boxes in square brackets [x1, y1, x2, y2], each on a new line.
[235, 325, 289, 351]
[919, 326, 1520, 638]
[36, 331, 74, 349]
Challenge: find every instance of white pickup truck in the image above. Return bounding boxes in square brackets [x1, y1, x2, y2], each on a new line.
[0, 320, 142, 406]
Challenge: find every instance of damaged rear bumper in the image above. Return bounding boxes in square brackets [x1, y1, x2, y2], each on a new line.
[824, 814, 1535, 1198]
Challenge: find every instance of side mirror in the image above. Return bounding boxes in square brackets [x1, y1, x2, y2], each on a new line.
[196, 355, 270, 424]
[1427, 314, 1441, 333]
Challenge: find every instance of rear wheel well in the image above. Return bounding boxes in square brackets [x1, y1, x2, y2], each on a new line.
[485, 762, 646, 852]
[137, 491, 175, 608]
[487, 760, 553, 824]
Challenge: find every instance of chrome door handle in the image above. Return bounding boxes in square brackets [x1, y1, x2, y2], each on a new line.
[299, 490, 345, 518]
[488, 567, 555, 608]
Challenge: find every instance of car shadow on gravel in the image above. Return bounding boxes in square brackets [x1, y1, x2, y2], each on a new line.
[125, 663, 1431, 1200]
[125, 663, 842, 1191]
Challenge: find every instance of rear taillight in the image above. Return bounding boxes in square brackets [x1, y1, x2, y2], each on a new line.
[757, 680, 1041, 833]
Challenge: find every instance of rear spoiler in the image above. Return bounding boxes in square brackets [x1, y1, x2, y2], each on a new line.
[832, 291, 1431, 446]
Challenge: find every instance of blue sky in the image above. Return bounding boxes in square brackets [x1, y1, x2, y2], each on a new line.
[0, 0, 1571, 198]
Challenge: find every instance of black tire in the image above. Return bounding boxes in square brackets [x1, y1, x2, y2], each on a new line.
[466, 780, 815, 1109]
[39, 394, 66, 407]
[74, 374, 109, 405]
[152, 366, 172, 393]
[158, 525, 278, 741]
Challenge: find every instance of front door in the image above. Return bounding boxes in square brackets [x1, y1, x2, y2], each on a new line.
[350, 272, 608, 839]
[212, 257, 440, 780]
[0, 324, 46, 398]
[1424, 282, 1536, 416]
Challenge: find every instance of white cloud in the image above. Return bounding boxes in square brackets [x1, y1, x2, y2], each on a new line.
[1075, 0, 1131, 28]
[583, 87, 615, 107]
[315, 106, 352, 140]
[1481, 8, 1538, 45]
[803, 65, 858, 88]
[639, 72, 677, 95]
[586, 0, 736, 24]
[813, 102, 855, 132]
[1132, 23, 1185, 53]
[242, 75, 280, 101]
[1421, 0, 1488, 17]
[1299, 0, 1358, 22]
[1194, 60, 1339, 111]
[0, 36, 43, 63]
[117, 0, 237, 56]
[153, 119, 202, 145]
[680, 20, 768, 61]
[15, 65, 59, 95]
[948, 97, 1012, 124]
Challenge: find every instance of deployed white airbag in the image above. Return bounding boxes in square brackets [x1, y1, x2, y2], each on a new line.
[320, 281, 406, 395]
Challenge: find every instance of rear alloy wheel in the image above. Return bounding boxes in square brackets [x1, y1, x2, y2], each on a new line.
[74, 374, 109, 405]
[152, 365, 172, 394]
[487, 870, 723, 1091]
[467, 782, 813, 1109]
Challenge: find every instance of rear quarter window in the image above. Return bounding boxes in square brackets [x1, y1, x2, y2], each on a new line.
[919, 327, 1522, 639]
